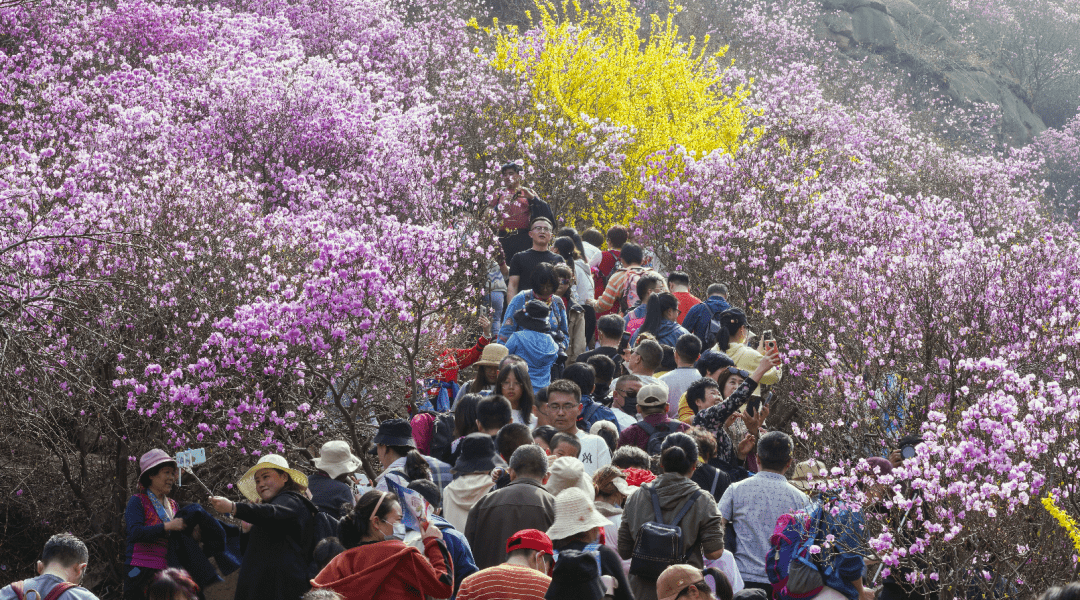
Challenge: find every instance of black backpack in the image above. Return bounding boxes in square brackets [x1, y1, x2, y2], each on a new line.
[427, 412, 456, 465]
[630, 486, 702, 581]
[638, 420, 677, 455]
[705, 307, 725, 348]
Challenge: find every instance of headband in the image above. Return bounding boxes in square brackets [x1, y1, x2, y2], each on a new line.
[371, 491, 387, 520]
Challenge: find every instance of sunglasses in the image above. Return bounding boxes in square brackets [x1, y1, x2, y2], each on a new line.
[725, 367, 750, 378]
[559, 278, 571, 285]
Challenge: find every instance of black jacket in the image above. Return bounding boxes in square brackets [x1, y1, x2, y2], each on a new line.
[233, 491, 317, 600]
[307, 473, 353, 519]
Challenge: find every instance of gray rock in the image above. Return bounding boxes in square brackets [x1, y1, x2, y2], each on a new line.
[942, 70, 1047, 146]
[820, 0, 886, 11]
[824, 11, 854, 36]
[852, 6, 898, 50]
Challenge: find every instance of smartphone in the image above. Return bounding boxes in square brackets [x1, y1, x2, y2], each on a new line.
[763, 329, 777, 353]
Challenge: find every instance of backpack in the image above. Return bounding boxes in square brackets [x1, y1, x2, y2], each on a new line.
[8, 581, 77, 600]
[629, 486, 702, 581]
[705, 311, 724, 349]
[427, 413, 456, 465]
[637, 421, 678, 456]
[766, 505, 827, 600]
[577, 402, 603, 431]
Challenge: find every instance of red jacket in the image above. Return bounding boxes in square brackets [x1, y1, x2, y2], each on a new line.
[436, 336, 489, 383]
[312, 538, 454, 600]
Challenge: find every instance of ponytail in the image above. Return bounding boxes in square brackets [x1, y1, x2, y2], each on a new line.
[340, 491, 398, 548]
[714, 308, 747, 352]
[703, 567, 733, 600]
[659, 432, 699, 474]
[403, 450, 432, 482]
[640, 292, 678, 337]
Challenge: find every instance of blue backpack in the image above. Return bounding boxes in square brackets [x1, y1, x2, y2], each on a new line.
[766, 504, 828, 600]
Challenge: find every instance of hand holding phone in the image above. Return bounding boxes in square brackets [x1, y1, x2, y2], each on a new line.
[763, 330, 777, 354]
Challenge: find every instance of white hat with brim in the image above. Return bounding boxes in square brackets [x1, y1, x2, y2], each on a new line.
[547, 487, 613, 541]
[312, 440, 362, 480]
[790, 459, 832, 493]
[237, 454, 309, 502]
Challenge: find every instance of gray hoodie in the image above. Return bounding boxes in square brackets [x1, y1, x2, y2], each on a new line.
[617, 473, 724, 600]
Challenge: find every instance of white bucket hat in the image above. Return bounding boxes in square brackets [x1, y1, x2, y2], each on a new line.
[546, 457, 594, 499]
[312, 440, 362, 480]
[237, 454, 308, 502]
[546, 487, 613, 541]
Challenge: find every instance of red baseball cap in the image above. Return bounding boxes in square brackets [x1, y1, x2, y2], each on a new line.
[506, 529, 554, 556]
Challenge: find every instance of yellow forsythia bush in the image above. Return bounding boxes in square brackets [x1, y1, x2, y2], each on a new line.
[478, 0, 750, 228]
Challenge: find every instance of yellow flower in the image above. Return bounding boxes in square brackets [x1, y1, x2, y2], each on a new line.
[1042, 494, 1080, 561]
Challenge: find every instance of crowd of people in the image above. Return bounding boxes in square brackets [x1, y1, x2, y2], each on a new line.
[5, 164, 1078, 600]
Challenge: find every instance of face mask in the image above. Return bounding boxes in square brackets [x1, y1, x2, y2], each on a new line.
[391, 522, 407, 540]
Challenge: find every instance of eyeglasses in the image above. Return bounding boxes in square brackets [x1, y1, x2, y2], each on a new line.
[559, 278, 571, 285]
[548, 402, 579, 414]
[532, 226, 552, 233]
[725, 367, 750, 378]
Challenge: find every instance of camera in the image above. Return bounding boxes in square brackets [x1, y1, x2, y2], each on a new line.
[900, 444, 917, 459]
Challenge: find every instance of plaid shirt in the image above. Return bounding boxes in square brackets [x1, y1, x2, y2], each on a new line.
[378, 455, 454, 491]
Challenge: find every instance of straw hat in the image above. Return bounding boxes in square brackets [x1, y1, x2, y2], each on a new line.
[474, 344, 509, 368]
[789, 459, 830, 493]
[237, 454, 309, 502]
[546, 457, 594, 499]
[312, 440, 362, 480]
[546, 487, 612, 541]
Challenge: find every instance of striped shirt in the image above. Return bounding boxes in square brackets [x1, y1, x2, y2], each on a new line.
[456, 564, 550, 600]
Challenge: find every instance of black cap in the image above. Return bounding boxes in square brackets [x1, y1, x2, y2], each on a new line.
[545, 550, 604, 600]
[370, 418, 415, 451]
[453, 433, 498, 475]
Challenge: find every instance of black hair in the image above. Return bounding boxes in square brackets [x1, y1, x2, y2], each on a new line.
[620, 243, 644, 265]
[639, 292, 680, 338]
[146, 569, 199, 600]
[531, 262, 561, 297]
[562, 363, 596, 397]
[634, 339, 663, 372]
[695, 350, 735, 377]
[340, 491, 399, 547]
[714, 308, 747, 352]
[581, 228, 605, 248]
[312, 538, 346, 574]
[660, 345, 677, 372]
[476, 395, 513, 431]
[556, 227, 587, 259]
[585, 354, 616, 385]
[454, 394, 482, 438]
[530, 216, 553, 229]
[606, 225, 629, 249]
[139, 460, 177, 489]
[611, 445, 651, 470]
[660, 432, 699, 474]
[706, 283, 728, 297]
[688, 427, 719, 462]
[553, 237, 579, 265]
[757, 431, 794, 471]
[667, 272, 690, 287]
[636, 274, 663, 303]
[408, 479, 443, 510]
[496, 422, 533, 461]
[715, 368, 747, 399]
[469, 361, 500, 392]
[1039, 583, 1080, 600]
[385, 449, 431, 482]
[495, 362, 535, 426]
[597, 314, 626, 340]
[268, 468, 307, 494]
[685, 377, 720, 414]
[501, 162, 524, 174]
[675, 333, 702, 364]
[690, 568, 732, 600]
[550, 432, 582, 457]
[41, 533, 89, 568]
[532, 425, 558, 446]
[595, 426, 618, 454]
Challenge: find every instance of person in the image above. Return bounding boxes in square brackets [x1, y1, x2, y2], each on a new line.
[497, 422, 534, 463]
[666, 272, 701, 325]
[123, 450, 184, 600]
[610, 374, 643, 429]
[595, 225, 630, 294]
[546, 379, 612, 475]
[693, 348, 780, 473]
[456, 529, 554, 600]
[309, 441, 361, 519]
[588, 354, 618, 405]
[499, 262, 570, 349]
[431, 316, 493, 412]
[550, 432, 583, 459]
[580, 228, 605, 266]
[624, 274, 665, 341]
[546, 456, 595, 499]
[555, 229, 598, 344]
[544, 550, 606, 600]
[465, 445, 557, 569]
[631, 293, 690, 347]
[449, 394, 483, 464]
[507, 217, 564, 299]
[617, 383, 692, 452]
[683, 378, 723, 424]
[1, 534, 99, 600]
[592, 466, 633, 554]
[407, 479, 481, 599]
[656, 564, 733, 600]
[660, 334, 703, 418]
[687, 428, 731, 502]
[371, 418, 453, 490]
[596, 243, 666, 315]
[788, 459, 829, 499]
[454, 343, 509, 406]
[591, 420, 619, 454]
[563, 362, 620, 432]
[675, 351, 737, 423]
[474, 395, 513, 440]
[1039, 584, 1080, 600]
[444, 433, 499, 531]
[712, 308, 780, 397]
[312, 539, 346, 576]
[619, 433, 724, 600]
[491, 162, 555, 263]
[626, 339, 664, 386]
[718, 432, 808, 599]
[504, 299, 560, 389]
[681, 284, 731, 348]
[310, 490, 454, 600]
[578, 314, 626, 370]
[553, 261, 588, 361]
[547, 488, 633, 600]
[145, 569, 199, 600]
[611, 445, 652, 471]
[533, 425, 558, 452]
[209, 454, 316, 600]
[493, 362, 536, 426]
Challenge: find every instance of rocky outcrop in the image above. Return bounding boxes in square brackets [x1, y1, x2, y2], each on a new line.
[814, 0, 1046, 146]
